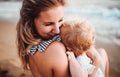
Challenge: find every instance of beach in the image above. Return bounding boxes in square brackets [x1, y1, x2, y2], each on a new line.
[0, 20, 32, 77]
[0, 20, 120, 77]
[0, 0, 120, 77]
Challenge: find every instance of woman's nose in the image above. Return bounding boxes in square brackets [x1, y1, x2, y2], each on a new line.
[52, 24, 60, 34]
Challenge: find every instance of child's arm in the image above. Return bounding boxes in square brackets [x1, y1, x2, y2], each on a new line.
[66, 51, 88, 77]
[86, 47, 101, 77]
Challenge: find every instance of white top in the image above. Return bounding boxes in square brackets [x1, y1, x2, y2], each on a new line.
[76, 53, 105, 77]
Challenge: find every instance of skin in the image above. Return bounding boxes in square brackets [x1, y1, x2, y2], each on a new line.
[87, 47, 109, 77]
[66, 47, 109, 77]
[29, 6, 71, 77]
[97, 48, 109, 77]
[34, 6, 64, 40]
[66, 52, 88, 77]
[86, 47, 101, 77]
[29, 41, 70, 77]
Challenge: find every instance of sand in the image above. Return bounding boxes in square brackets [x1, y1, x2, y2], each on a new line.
[0, 20, 32, 77]
[95, 40, 120, 77]
[0, 20, 120, 77]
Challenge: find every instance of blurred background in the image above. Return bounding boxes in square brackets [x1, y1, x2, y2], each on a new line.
[0, 0, 120, 77]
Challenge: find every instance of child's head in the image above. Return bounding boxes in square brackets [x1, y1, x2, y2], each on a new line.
[60, 20, 95, 56]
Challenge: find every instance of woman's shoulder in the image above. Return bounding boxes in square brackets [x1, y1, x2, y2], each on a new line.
[29, 41, 69, 77]
[30, 41, 67, 60]
[29, 41, 66, 57]
[45, 41, 66, 56]
[28, 35, 61, 55]
[48, 41, 65, 50]
[45, 41, 69, 77]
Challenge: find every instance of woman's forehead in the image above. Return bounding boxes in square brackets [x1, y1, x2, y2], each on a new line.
[37, 6, 64, 22]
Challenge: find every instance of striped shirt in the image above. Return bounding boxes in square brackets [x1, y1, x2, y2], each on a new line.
[28, 35, 61, 55]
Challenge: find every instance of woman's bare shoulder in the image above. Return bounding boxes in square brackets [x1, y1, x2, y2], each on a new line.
[47, 41, 66, 52]
[29, 41, 69, 77]
[45, 41, 67, 63]
[29, 41, 66, 60]
[46, 41, 70, 77]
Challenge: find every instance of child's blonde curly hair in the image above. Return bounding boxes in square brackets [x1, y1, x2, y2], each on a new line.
[60, 19, 95, 56]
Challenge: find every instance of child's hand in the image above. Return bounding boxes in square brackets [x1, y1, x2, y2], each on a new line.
[66, 51, 76, 61]
[87, 47, 101, 67]
[66, 51, 88, 77]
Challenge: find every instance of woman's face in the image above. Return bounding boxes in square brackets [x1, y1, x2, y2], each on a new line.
[34, 6, 64, 40]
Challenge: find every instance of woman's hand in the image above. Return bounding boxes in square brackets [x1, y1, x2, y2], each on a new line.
[86, 47, 101, 77]
[86, 47, 101, 67]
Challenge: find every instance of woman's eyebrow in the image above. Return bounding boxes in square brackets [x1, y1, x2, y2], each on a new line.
[59, 17, 63, 22]
[43, 17, 63, 24]
[44, 22, 54, 24]
[43, 22, 54, 26]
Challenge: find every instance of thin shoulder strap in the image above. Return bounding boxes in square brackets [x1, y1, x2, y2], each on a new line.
[28, 35, 61, 55]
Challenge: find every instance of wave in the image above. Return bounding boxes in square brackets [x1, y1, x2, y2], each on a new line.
[0, 1, 21, 21]
[64, 6, 120, 20]
[64, 5, 120, 46]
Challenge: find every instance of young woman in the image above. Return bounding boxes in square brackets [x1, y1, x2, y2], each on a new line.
[16, 0, 87, 77]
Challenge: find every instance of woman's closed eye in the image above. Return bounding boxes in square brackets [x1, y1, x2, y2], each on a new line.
[44, 18, 63, 26]
[44, 22, 54, 26]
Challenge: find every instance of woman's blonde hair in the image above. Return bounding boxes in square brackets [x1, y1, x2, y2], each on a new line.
[60, 20, 95, 56]
[16, 0, 66, 70]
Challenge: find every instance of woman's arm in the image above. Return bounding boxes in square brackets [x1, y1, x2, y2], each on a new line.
[86, 47, 101, 77]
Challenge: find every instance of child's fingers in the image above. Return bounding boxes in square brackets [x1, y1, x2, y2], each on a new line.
[66, 51, 74, 54]
[66, 51, 76, 60]
[66, 51, 71, 60]
[66, 51, 74, 56]
[66, 51, 71, 55]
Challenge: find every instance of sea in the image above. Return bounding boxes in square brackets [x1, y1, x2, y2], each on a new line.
[0, 0, 120, 46]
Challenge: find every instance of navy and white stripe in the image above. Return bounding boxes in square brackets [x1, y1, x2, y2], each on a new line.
[28, 35, 61, 55]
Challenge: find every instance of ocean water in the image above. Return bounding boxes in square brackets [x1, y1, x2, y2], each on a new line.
[64, 6, 120, 46]
[64, 0, 120, 46]
[0, 1, 21, 21]
[0, 1, 120, 46]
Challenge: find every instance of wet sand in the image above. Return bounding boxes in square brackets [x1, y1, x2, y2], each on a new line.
[95, 40, 120, 77]
[0, 20, 120, 77]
